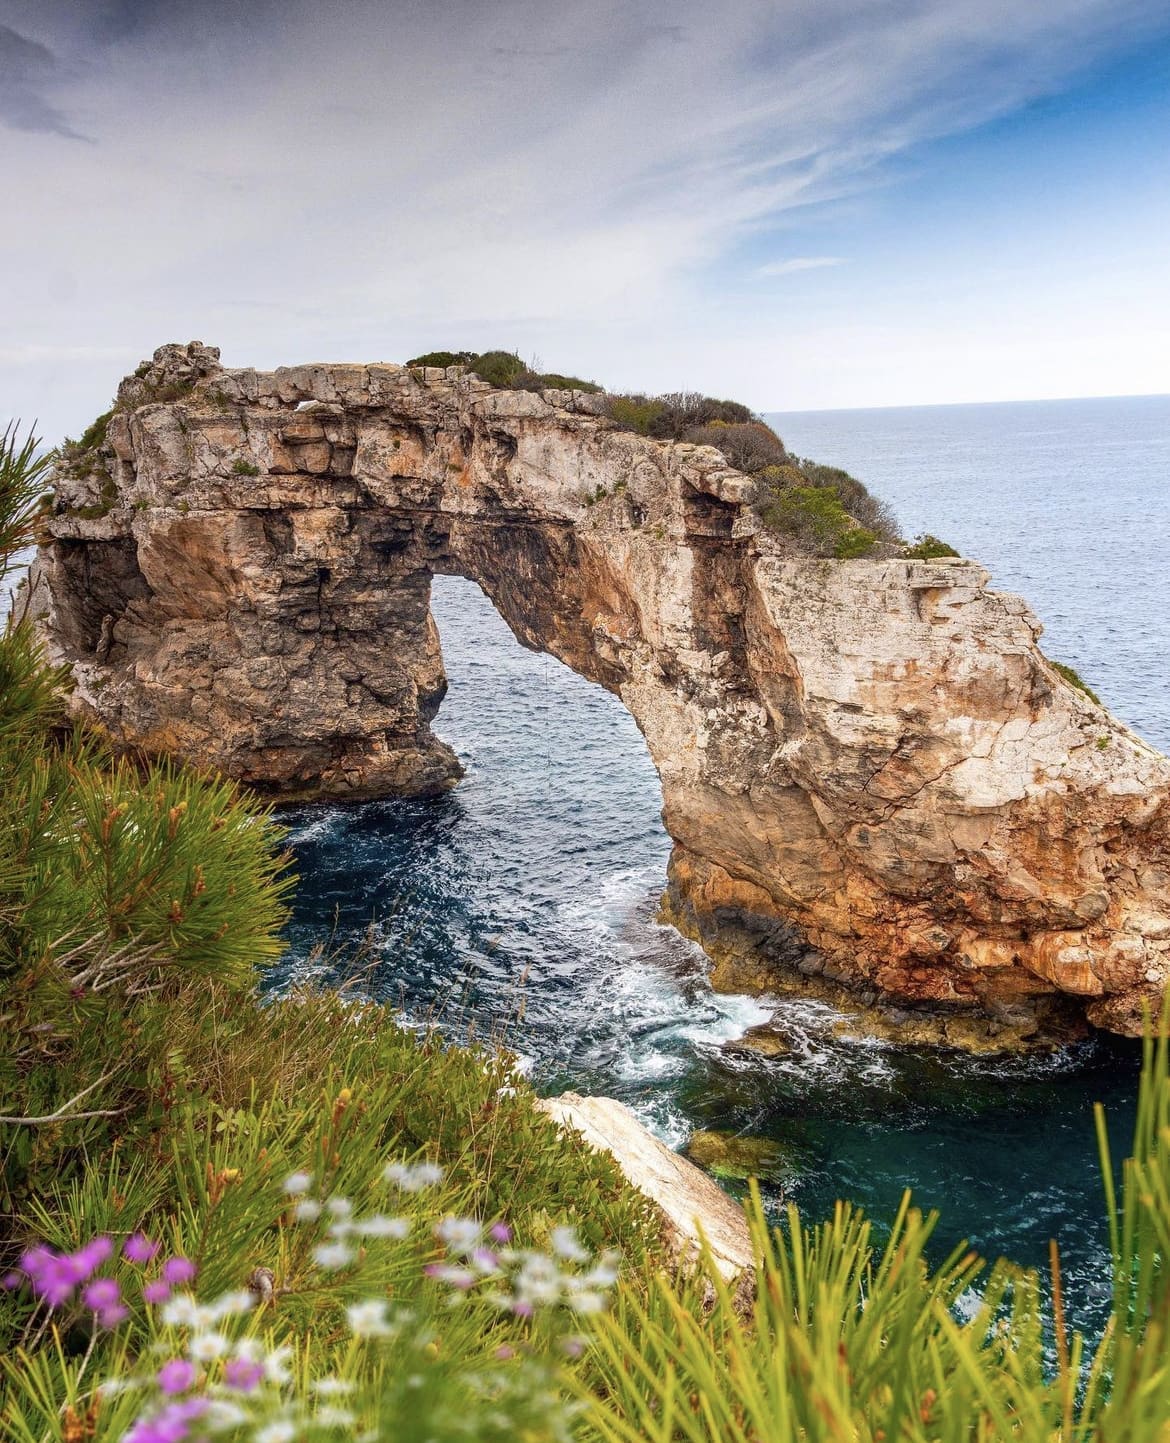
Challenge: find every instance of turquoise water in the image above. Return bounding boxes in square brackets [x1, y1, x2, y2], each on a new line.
[276, 394, 1170, 1335]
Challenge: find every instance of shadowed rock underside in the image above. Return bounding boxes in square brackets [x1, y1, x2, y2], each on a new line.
[30, 343, 1170, 1046]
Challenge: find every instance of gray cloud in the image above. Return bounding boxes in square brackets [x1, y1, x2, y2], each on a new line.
[0, 23, 87, 138]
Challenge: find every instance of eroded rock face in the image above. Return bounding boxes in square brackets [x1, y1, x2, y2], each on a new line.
[31, 342, 1170, 1042]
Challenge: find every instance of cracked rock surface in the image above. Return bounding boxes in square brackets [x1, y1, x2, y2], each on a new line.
[30, 342, 1170, 1044]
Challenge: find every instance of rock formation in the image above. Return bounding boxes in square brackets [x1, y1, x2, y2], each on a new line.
[30, 342, 1170, 1044]
[537, 1093, 753, 1283]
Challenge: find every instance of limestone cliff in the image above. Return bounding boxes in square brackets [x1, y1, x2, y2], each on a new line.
[30, 342, 1170, 1044]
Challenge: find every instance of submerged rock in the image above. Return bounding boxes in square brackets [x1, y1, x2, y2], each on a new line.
[30, 340, 1170, 1044]
[685, 1129, 809, 1185]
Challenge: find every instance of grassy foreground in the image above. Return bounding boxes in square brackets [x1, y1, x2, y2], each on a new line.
[4, 422, 1170, 1440]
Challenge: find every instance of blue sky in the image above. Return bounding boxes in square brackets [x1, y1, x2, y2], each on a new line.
[1, 0, 1168, 439]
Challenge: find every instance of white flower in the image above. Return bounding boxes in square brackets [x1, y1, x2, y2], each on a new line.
[160, 1293, 200, 1327]
[233, 1338, 263, 1362]
[188, 1331, 230, 1363]
[435, 1216, 481, 1253]
[313, 1241, 354, 1270]
[254, 1422, 296, 1443]
[293, 1199, 322, 1223]
[384, 1160, 444, 1192]
[315, 1407, 357, 1427]
[96, 1378, 138, 1398]
[569, 1290, 606, 1314]
[203, 1400, 248, 1431]
[211, 1290, 257, 1319]
[346, 1299, 393, 1337]
[550, 1226, 589, 1263]
[283, 1171, 313, 1196]
[326, 1197, 353, 1219]
[354, 1214, 411, 1240]
[311, 1378, 356, 1396]
[263, 1346, 293, 1384]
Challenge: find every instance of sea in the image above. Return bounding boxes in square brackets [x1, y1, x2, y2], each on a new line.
[257, 393, 1169, 1334]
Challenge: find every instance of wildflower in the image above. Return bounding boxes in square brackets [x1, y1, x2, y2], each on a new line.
[162, 1256, 197, 1286]
[316, 1406, 357, 1427]
[254, 1422, 296, 1443]
[1, 1271, 21, 1290]
[223, 1357, 264, 1392]
[209, 1290, 256, 1318]
[143, 1280, 172, 1304]
[263, 1346, 294, 1384]
[561, 1335, 586, 1358]
[311, 1378, 355, 1396]
[354, 1214, 411, 1240]
[293, 1199, 322, 1223]
[435, 1216, 481, 1253]
[283, 1171, 313, 1196]
[313, 1241, 354, 1270]
[232, 1338, 263, 1363]
[471, 1247, 499, 1273]
[326, 1197, 353, 1219]
[494, 1344, 516, 1361]
[74, 1236, 115, 1277]
[346, 1299, 393, 1337]
[488, 1222, 512, 1245]
[424, 1263, 475, 1290]
[384, 1160, 444, 1192]
[188, 1330, 230, 1363]
[550, 1226, 589, 1263]
[125, 1233, 160, 1265]
[98, 1303, 129, 1328]
[203, 1400, 248, 1431]
[569, 1290, 605, 1314]
[82, 1277, 121, 1311]
[161, 1293, 200, 1327]
[124, 1397, 207, 1443]
[157, 1359, 196, 1396]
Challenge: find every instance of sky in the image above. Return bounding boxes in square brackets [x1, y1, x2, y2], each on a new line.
[1, 0, 1169, 442]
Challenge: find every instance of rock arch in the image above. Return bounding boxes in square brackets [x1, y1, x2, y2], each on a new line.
[32, 343, 1170, 1044]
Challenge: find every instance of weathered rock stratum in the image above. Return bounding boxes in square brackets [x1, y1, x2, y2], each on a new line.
[31, 342, 1170, 1044]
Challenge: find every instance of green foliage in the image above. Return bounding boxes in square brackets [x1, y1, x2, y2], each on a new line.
[0, 424, 54, 578]
[905, 533, 961, 560]
[758, 483, 880, 559]
[604, 391, 754, 441]
[230, 459, 260, 476]
[1051, 659, 1102, 706]
[406, 349, 602, 392]
[77, 410, 113, 455]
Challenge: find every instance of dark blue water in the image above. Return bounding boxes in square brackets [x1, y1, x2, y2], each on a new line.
[277, 394, 1170, 1334]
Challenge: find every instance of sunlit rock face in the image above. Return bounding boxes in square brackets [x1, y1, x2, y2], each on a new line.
[32, 342, 1170, 1043]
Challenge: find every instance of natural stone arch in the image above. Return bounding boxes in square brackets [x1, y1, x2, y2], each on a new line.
[31, 342, 1170, 1044]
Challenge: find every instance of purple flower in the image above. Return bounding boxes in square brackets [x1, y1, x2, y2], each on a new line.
[2, 1271, 22, 1291]
[156, 1359, 196, 1395]
[124, 1233, 159, 1265]
[143, 1279, 171, 1304]
[82, 1277, 120, 1311]
[98, 1303, 129, 1328]
[161, 1256, 196, 1285]
[488, 1223, 512, 1244]
[20, 1246, 53, 1280]
[72, 1237, 114, 1278]
[512, 1299, 534, 1318]
[222, 1357, 264, 1392]
[125, 1398, 207, 1443]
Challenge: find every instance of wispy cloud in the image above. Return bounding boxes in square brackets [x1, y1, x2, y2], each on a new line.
[2, 0, 1169, 430]
[757, 256, 845, 277]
